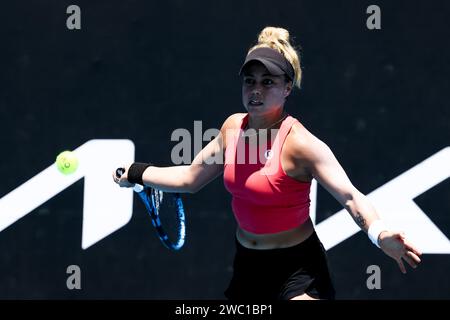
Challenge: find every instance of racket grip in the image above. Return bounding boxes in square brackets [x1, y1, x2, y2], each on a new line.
[115, 168, 125, 178]
[116, 167, 144, 193]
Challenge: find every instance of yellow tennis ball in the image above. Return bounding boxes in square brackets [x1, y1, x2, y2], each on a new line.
[56, 151, 79, 175]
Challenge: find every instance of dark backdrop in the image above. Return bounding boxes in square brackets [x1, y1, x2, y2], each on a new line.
[0, 0, 449, 299]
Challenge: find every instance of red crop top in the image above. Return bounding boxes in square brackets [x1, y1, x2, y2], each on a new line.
[223, 113, 311, 234]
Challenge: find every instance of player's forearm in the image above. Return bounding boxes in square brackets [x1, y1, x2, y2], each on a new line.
[141, 165, 194, 193]
[344, 190, 381, 233]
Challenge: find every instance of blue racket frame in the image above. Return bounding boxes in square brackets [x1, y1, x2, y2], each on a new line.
[116, 168, 186, 251]
[136, 186, 186, 251]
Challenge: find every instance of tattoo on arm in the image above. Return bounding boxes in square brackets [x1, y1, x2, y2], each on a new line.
[355, 214, 367, 229]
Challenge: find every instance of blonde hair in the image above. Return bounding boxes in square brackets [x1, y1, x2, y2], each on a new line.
[248, 26, 302, 89]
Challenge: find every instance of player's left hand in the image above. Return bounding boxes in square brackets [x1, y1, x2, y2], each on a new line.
[112, 164, 135, 188]
[378, 231, 422, 274]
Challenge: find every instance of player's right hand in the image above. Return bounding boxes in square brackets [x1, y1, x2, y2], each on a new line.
[112, 164, 136, 188]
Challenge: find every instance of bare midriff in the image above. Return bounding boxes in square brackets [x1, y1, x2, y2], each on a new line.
[236, 217, 315, 250]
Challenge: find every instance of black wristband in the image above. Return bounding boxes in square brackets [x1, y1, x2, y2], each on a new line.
[127, 162, 152, 185]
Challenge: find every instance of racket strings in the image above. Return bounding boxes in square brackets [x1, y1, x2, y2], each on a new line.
[140, 187, 186, 250]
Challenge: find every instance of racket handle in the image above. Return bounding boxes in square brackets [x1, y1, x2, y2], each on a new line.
[116, 167, 144, 193]
[115, 168, 125, 178]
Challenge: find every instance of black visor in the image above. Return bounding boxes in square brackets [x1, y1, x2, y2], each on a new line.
[239, 47, 295, 81]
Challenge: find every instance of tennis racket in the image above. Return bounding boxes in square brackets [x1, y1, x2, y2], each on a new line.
[115, 168, 186, 251]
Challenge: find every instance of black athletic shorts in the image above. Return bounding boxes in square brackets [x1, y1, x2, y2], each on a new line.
[224, 231, 335, 300]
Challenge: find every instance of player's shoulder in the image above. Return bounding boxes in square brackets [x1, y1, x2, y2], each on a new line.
[286, 120, 330, 158]
[221, 113, 247, 131]
[219, 113, 246, 149]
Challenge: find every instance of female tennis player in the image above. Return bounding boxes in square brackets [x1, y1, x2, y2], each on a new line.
[112, 26, 422, 300]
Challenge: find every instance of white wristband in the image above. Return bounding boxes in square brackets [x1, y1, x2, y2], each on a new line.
[367, 220, 389, 248]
